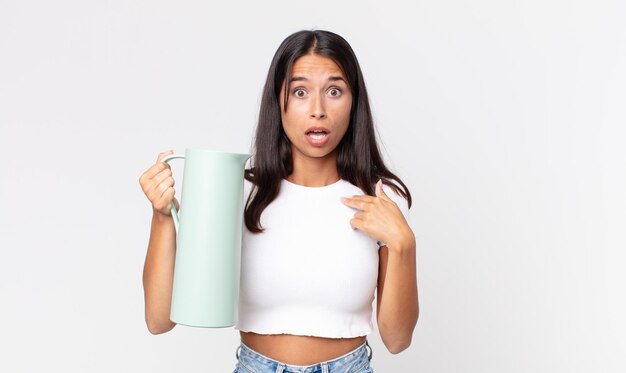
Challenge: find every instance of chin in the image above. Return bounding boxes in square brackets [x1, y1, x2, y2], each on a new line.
[293, 147, 337, 161]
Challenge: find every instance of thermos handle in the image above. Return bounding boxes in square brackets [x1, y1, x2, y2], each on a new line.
[160, 154, 185, 233]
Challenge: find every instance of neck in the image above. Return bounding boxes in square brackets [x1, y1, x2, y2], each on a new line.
[287, 153, 340, 187]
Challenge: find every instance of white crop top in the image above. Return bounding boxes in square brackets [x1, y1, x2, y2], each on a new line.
[235, 178, 410, 338]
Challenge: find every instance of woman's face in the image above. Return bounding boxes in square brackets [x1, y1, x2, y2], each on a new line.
[279, 54, 353, 164]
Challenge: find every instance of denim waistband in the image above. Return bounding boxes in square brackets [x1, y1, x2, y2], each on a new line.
[236, 340, 372, 373]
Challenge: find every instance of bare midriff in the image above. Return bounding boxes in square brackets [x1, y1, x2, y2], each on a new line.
[240, 331, 367, 366]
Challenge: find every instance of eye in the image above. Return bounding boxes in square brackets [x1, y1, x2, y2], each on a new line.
[328, 87, 342, 97]
[293, 88, 307, 98]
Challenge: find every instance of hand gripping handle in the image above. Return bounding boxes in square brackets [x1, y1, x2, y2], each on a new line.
[160, 153, 185, 233]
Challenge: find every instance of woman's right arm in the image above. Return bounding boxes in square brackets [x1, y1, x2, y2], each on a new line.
[139, 150, 179, 334]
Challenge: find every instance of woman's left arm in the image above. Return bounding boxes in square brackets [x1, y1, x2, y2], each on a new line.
[341, 180, 419, 354]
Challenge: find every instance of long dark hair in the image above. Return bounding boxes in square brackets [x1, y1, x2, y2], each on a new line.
[245, 30, 412, 233]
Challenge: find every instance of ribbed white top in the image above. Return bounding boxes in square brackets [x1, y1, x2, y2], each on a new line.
[235, 179, 410, 338]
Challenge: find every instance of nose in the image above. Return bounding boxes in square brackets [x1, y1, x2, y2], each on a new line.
[309, 95, 326, 119]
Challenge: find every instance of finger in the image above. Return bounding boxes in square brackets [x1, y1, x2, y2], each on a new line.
[140, 160, 170, 183]
[142, 170, 174, 199]
[354, 210, 384, 230]
[349, 217, 364, 231]
[153, 176, 175, 202]
[341, 197, 371, 211]
[341, 195, 376, 210]
[375, 179, 391, 201]
[350, 215, 387, 244]
[344, 194, 376, 203]
[154, 187, 176, 213]
[349, 216, 375, 234]
[149, 176, 175, 199]
[152, 168, 174, 188]
[147, 173, 175, 202]
[157, 151, 174, 171]
[156, 150, 174, 163]
[353, 211, 369, 222]
[139, 169, 169, 198]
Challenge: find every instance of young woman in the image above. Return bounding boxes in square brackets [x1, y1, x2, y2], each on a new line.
[139, 30, 419, 372]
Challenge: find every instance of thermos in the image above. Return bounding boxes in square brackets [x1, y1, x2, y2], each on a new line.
[162, 148, 251, 328]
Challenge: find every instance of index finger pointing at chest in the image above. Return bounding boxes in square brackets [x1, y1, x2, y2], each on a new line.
[341, 195, 375, 210]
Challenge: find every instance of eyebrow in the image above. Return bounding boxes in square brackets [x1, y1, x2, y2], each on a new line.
[290, 76, 346, 83]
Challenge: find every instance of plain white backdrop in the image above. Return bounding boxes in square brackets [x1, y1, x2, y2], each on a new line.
[1, 0, 624, 372]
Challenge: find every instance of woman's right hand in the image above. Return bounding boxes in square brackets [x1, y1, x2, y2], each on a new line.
[140, 150, 179, 334]
[139, 150, 180, 217]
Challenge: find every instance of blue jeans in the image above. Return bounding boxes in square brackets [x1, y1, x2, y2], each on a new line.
[234, 340, 374, 373]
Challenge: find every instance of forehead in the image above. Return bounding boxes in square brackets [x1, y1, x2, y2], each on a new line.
[290, 54, 345, 79]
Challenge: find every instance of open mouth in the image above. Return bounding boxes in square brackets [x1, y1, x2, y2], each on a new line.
[306, 129, 328, 140]
[305, 128, 331, 146]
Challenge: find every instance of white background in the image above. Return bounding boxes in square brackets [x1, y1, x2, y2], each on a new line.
[1, 0, 624, 372]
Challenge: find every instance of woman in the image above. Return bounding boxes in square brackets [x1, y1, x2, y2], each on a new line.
[139, 30, 419, 372]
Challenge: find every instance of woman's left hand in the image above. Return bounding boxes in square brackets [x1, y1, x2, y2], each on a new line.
[341, 180, 415, 253]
